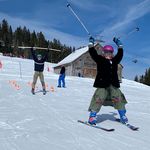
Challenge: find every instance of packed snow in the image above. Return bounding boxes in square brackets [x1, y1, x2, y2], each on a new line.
[0, 55, 150, 150]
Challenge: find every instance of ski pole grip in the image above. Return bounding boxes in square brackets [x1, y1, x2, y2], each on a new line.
[67, 3, 70, 7]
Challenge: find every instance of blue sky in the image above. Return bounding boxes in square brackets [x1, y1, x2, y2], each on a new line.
[0, 0, 150, 80]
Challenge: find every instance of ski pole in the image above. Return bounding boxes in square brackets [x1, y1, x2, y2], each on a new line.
[67, 3, 91, 36]
[126, 27, 139, 37]
[118, 27, 140, 39]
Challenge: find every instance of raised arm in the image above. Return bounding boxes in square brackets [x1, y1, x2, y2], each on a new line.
[112, 37, 123, 63]
[42, 49, 49, 62]
[88, 36, 103, 63]
[89, 46, 100, 63]
[31, 47, 37, 61]
[113, 47, 123, 64]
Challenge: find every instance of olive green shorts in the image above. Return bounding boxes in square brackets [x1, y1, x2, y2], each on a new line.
[88, 85, 127, 112]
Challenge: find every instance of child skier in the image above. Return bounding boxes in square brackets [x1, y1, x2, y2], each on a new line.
[31, 47, 48, 95]
[88, 37, 128, 125]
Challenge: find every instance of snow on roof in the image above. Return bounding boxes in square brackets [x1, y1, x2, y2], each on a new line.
[54, 46, 88, 67]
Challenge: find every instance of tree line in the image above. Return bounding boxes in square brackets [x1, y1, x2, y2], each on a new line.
[134, 68, 150, 86]
[0, 19, 75, 63]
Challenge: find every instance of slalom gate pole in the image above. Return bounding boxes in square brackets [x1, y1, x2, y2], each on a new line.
[11, 46, 61, 52]
[67, 3, 91, 36]
[19, 61, 22, 79]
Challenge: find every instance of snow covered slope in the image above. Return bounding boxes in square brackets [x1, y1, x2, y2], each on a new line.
[0, 55, 150, 150]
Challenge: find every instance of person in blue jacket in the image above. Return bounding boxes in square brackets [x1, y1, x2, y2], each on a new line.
[57, 66, 66, 88]
[31, 47, 48, 94]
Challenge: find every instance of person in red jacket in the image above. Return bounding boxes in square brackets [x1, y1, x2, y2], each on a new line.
[88, 37, 128, 125]
[31, 47, 48, 95]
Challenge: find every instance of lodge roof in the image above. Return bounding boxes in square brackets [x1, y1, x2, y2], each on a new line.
[54, 46, 88, 67]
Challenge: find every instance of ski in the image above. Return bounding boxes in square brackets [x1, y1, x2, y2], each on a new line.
[115, 118, 139, 131]
[78, 120, 115, 132]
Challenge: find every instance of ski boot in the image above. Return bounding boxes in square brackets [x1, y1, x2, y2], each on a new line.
[43, 89, 46, 95]
[118, 110, 128, 124]
[88, 111, 97, 125]
[31, 88, 35, 95]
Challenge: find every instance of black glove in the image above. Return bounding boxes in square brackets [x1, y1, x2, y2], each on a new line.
[33, 47, 36, 50]
[47, 44, 51, 51]
[113, 37, 123, 47]
[31, 47, 36, 51]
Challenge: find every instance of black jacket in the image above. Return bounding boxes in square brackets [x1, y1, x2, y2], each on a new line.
[89, 47, 123, 88]
[60, 66, 65, 74]
[31, 48, 48, 72]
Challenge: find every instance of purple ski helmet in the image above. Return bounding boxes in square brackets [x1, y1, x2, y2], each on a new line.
[103, 45, 114, 53]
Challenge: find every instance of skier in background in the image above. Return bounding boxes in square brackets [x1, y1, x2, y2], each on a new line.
[88, 37, 128, 125]
[31, 47, 48, 95]
[57, 66, 66, 88]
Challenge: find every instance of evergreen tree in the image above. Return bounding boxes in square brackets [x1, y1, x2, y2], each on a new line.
[0, 19, 75, 62]
[14, 26, 23, 46]
[139, 75, 144, 83]
[30, 31, 38, 46]
[134, 75, 139, 82]
[136, 68, 150, 86]
[22, 26, 30, 46]
[0, 23, 2, 40]
[9, 26, 13, 45]
[37, 32, 47, 47]
[144, 68, 150, 86]
[1, 19, 10, 53]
